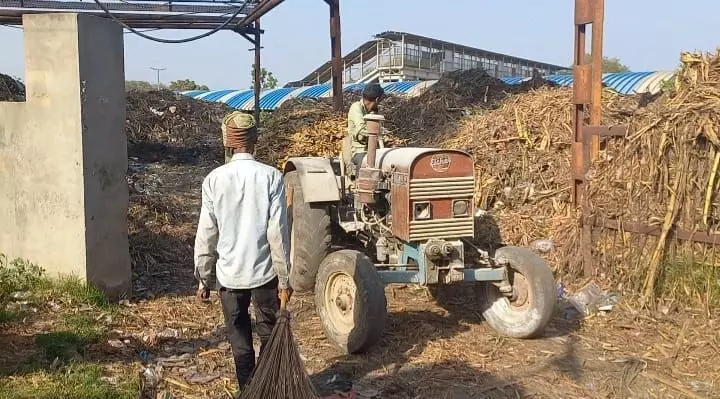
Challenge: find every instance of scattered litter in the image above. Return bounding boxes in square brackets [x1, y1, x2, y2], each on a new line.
[567, 283, 619, 316]
[100, 376, 119, 385]
[183, 371, 221, 385]
[107, 339, 125, 348]
[157, 353, 194, 368]
[157, 328, 181, 339]
[142, 367, 161, 388]
[530, 239, 555, 254]
[10, 291, 30, 300]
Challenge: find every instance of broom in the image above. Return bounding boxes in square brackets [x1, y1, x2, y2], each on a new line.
[239, 290, 319, 399]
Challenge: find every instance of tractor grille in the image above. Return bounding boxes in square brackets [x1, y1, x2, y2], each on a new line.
[409, 176, 475, 240]
[409, 176, 475, 200]
[409, 217, 475, 241]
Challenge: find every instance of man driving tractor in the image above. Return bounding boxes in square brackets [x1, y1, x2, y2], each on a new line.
[347, 83, 384, 170]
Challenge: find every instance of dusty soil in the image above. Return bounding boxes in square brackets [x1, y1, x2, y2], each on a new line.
[59, 284, 720, 398]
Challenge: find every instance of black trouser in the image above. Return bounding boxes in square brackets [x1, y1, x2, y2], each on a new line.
[219, 277, 279, 387]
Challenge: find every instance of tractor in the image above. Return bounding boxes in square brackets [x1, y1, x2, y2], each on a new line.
[283, 114, 556, 354]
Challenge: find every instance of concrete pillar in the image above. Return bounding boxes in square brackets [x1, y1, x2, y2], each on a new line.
[0, 13, 130, 299]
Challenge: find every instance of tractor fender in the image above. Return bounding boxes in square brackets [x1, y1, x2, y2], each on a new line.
[283, 157, 341, 203]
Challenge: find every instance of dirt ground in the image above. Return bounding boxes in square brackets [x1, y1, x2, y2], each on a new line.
[91, 280, 719, 399]
[116, 149, 719, 399]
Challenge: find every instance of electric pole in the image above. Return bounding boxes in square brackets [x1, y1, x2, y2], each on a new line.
[150, 66, 166, 89]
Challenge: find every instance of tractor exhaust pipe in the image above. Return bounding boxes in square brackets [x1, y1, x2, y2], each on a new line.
[364, 114, 385, 168]
[357, 114, 385, 205]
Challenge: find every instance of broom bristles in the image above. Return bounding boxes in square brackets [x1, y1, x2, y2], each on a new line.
[239, 310, 319, 399]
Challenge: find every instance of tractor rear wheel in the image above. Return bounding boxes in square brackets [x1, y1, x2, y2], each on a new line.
[285, 171, 332, 293]
[315, 250, 387, 354]
[477, 246, 556, 338]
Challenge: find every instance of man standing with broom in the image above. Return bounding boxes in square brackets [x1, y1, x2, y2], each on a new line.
[193, 111, 293, 393]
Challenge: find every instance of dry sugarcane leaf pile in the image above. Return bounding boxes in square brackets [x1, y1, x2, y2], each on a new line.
[431, 87, 641, 265]
[384, 69, 555, 144]
[574, 50, 720, 302]
[256, 97, 407, 169]
[0, 73, 25, 102]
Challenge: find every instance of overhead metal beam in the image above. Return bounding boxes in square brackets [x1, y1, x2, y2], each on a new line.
[233, 0, 282, 29]
[0, 0, 254, 16]
[0, 9, 250, 28]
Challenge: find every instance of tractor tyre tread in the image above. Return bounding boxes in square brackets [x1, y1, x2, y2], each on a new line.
[478, 246, 556, 339]
[285, 171, 332, 293]
[315, 249, 387, 354]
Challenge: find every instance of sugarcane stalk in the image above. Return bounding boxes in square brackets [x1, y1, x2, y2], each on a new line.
[642, 165, 685, 304]
[702, 149, 720, 226]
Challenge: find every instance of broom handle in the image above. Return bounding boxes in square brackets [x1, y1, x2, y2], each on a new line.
[279, 289, 289, 311]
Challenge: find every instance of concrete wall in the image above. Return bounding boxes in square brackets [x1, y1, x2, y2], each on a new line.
[0, 13, 131, 299]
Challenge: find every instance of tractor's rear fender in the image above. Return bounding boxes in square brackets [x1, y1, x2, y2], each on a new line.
[284, 157, 341, 203]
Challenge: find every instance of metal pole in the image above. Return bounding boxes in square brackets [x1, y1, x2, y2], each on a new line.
[589, 0, 604, 160]
[253, 19, 261, 127]
[328, 0, 342, 112]
[150, 66, 166, 89]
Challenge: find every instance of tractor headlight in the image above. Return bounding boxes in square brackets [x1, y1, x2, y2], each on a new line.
[453, 200, 469, 217]
[414, 202, 431, 220]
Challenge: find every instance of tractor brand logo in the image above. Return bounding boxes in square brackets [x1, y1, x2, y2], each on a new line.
[430, 154, 452, 172]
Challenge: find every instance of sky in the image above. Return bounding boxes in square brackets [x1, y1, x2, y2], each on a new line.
[2, 0, 720, 90]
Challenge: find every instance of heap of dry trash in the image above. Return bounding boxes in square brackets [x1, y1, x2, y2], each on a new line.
[0, 73, 25, 102]
[124, 90, 232, 295]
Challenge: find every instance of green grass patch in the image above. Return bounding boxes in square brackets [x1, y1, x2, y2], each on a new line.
[35, 332, 94, 361]
[0, 256, 44, 303]
[0, 310, 19, 323]
[34, 314, 108, 361]
[0, 363, 138, 399]
[51, 277, 110, 309]
[658, 256, 720, 307]
[1, 253, 114, 311]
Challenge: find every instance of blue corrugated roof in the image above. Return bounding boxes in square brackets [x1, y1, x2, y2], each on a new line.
[501, 76, 528, 85]
[257, 87, 296, 110]
[383, 81, 419, 94]
[200, 89, 236, 102]
[181, 71, 672, 111]
[297, 84, 331, 98]
[344, 83, 366, 93]
[603, 71, 655, 94]
[181, 90, 206, 97]
[225, 91, 254, 108]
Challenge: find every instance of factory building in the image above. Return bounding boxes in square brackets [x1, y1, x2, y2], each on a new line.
[286, 31, 568, 87]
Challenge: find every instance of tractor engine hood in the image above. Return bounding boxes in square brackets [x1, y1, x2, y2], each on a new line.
[360, 148, 475, 178]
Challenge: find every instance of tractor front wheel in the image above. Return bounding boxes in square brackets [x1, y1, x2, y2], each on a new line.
[315, 250, 387, 354]
[477, 246, 556, 338]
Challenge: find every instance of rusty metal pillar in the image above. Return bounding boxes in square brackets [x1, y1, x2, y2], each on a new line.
[589, 0, 604, 159]
[327, 0, 343, 112]
[573, 0, 626, 277]
[573, 0, 598, 278]
[253, 19, 261, 127]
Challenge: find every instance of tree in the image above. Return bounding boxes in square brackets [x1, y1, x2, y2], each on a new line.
[168, 79, 209, 91]
[563, 54, 631, 74]
[250, 65, 278, 90]
[599, 56, 630, 73]
[125, 80, 161, 91]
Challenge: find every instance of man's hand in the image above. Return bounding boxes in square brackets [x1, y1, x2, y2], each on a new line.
[196, 283, 211, 301]
[196, 288, 210, 301]
[279, 288, 293, 309]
